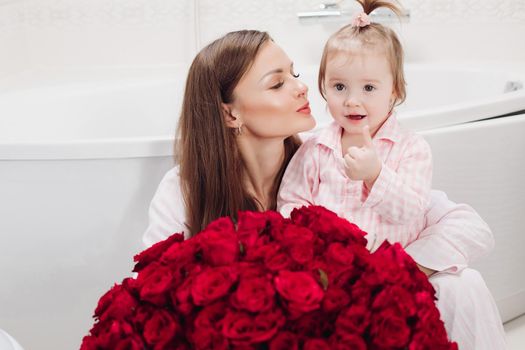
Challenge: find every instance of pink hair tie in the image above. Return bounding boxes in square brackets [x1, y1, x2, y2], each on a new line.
[351, 11, 371, 28]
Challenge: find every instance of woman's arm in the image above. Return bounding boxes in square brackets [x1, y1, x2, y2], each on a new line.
[142, 167, 189, 247]
[404, 189, 495, 274]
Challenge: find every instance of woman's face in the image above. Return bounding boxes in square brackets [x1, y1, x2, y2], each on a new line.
[227, 41, 316, 138]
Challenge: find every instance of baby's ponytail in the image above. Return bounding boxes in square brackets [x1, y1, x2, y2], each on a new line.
[355, 0, 403, 17]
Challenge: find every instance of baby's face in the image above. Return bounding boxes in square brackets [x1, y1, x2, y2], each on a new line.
[323, 50, 396, 137]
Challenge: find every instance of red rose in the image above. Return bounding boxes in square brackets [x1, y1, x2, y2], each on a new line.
[322, 287, 351, 313]
[199, 219, 240, 266]
[239, 210, 286, 240]
[329, 333, 367, 350]
[231, 276, 275, 313]
[369, 308, 410, 348]
[94, 280, 137, 321]
[289, 311, 333, 339]
[133, 233, 184, 272]
[136, 262, 174, 306]
[264, 250, 294, 271]
[278, 225, 315, 246]
[372, 241, 430, 290]
[372, 285, 417, 318]
[191, 302, 229, 349]
[245, 242, 279, 262]
[336, 304, 371, 334]
[303, 338, 331, 350]
[160, 239, 200, 270]
[114, 335, 145, 350]
[80, 336, 97, 350]
[290, 206, 367, 246]
[289, 243, 314, 264]
[88, 319, 135, 349]
[274, 271, 324, 318]
[347, 279, 372, 308]
[193, 301, 227, 329]
[233, 262, 270, 282]
[237, 211, 283, 248]
[326, 242, 355, 266]
[191, 266, 238, 306]
[143, 309, 181, 347]
[221, 309, 285, 346]
[414, 291, 443, 327]
[172, 274, 196, 315]
[328, 266, 359, 288]
[191, 329, 229, 350]
[269, 331, 299, 350]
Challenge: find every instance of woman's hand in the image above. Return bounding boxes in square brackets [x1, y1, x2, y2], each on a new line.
[343, 126, 382, 188]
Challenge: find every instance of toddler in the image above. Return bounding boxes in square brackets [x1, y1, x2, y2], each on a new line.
[278, 0, 432, 252]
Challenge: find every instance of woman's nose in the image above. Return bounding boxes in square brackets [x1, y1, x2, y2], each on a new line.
[295, 79, 308, 97]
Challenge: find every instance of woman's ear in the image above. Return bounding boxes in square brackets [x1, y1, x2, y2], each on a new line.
[221, 103, 241, 128]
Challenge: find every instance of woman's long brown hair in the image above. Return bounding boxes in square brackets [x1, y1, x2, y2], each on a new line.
[177, 30, 301, 237]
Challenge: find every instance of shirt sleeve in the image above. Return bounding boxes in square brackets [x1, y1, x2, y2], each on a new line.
[277, 140, 319, 218]
[363, 134, 432, 224]
[142, 167, 189, 247]
[404, 190, 495, 273]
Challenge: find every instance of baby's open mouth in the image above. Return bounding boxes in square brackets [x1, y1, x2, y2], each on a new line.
[346, 114, 366, 120]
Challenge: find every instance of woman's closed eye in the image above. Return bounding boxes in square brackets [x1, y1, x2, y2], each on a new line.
[270, 80, 284, 89]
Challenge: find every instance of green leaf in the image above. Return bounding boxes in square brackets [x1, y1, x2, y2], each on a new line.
[318, 269, 329, 291]
[239, 241, 245, 255]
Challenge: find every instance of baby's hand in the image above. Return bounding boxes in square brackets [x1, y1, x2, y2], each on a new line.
[343, 125, 382, 189]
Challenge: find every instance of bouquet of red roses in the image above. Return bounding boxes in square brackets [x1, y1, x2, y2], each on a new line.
[81, 206, 457, 350]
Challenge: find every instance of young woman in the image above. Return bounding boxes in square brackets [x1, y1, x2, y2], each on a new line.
[142, 30, 506, 350]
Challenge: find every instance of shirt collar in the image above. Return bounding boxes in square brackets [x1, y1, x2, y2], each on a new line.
[316, 121, 342, 151]
[374, 112, 401, 143]
[315, 113, 401, 150]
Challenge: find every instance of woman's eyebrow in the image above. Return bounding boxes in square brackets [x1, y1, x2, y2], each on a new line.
[259, 63, 294, 82]
[259, 68, 283, 82]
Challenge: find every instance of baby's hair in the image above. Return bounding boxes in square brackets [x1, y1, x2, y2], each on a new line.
[318, 0, 406, 107]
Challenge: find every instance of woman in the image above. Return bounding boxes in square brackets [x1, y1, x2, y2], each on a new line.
[143, 30, 506, 349]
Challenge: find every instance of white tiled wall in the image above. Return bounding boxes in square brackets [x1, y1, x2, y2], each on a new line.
[197, 0, 525, 66]
[0, 0, 524, 80]
[0, 0, 196, 79]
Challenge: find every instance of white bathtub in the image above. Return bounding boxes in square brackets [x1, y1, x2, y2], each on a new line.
[1, 63, 524, 350]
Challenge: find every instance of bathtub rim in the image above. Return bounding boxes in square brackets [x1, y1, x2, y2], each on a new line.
[0, 136, 175, 160]
[2, 61, 525, 160]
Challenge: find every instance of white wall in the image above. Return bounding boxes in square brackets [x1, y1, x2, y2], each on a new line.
[1, 0, 524, 83]
[0, 0, 196, 81]
[196, 0, 525, 66]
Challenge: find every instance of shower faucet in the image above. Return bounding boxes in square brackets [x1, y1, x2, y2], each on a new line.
[297, 2, 410, 22]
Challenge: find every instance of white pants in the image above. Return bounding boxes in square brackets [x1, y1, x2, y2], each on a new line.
[431, 268, 507, 350]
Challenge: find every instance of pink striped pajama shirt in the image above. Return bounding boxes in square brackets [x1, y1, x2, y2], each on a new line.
[278, 115, 433, 251]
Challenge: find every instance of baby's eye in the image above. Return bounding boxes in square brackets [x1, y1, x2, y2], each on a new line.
[334, 83, 345, 91]
[364, 84, 375, 92]
[271, 81, 284, 89]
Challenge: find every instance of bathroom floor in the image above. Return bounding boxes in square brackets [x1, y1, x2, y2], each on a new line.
[505, 314, 525, 349]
